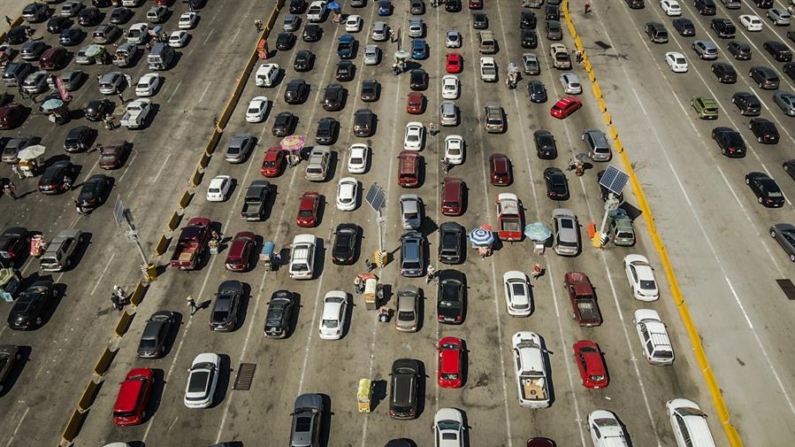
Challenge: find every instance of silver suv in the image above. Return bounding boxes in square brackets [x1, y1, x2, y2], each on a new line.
[582, 129, 611, 162]
[305, 146, 331, 182]
[484, 103, 504, 133]
[291, 394, 323, 447]
[692, 40, 718, 60]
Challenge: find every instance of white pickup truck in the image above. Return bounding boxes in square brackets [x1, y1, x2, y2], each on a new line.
[306, 1, 327, 22]
[480, 57, 497, 82]
[120, 99, 152, 129]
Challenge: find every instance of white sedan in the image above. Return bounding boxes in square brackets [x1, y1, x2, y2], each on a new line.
[442, 74, 459, 99]
[446, 29, 462, 48]
[184, 353, 220, 409]
[434, 408, 465, 447]
[560, 73, 582, 95]
[444, 135, 465, 165]
[739, 14, 763, 31]
[404, 122, 425, 151]
[336, 177, 358, 211]
[178, 11, 198, 29]
[624, 254, 659, 301]
[660, 0, 681, 16]
[168, 30, 189, 48]
[246, 96, 269, 123]
[345, 14, 363, 32]
[318, 291, 348, 340]
[347, 144, 369, 174]
[206, 175, 232, 202]
[135, 73, 160, 97]
[665, 51, 688, 73]
[503, 271, 532, 317]
[588, 411, 630, 447]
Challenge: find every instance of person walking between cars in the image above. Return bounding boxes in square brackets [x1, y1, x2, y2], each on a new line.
[531, 263, 543, 280]
[4, 181, 16, 200]
[254, 19, 263, 32]
[187, 295, 198, 316]
[11, 164, 23, 179]
[584, 3, 591, 13]
[426, 266, 437, 284]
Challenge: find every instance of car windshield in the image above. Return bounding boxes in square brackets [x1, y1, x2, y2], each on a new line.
[398, 310, 415, 321]
[437, 420, 461, 431]
[138, 338, 156, 349]
[322, 318, 339, 328]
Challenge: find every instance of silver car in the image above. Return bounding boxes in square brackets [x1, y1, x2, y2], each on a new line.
[395, 286, 420, 332]
[225, 133, 255, 164]
[551, 208, 580, 256]
[400, 194, 423, 230]
[372, 21, 389, 41]
[291, 394, 323, 447]
[408, 18, 424, 38]
[583, 129, 611, 162]
[22, 71, 50, 94]
[283, 14, 301, 32]
[692, 39, 718, 60]
[99, 71, 125, 94]
[40, 229, 84, 272]
[60, 70, 85, 91]
[771, 224, 795, 262]
[522, 53, 540, 75]
[773, 91, 795, 116]
[363, 45, 380, 65]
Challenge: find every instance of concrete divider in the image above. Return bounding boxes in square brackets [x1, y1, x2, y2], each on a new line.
[76, 379, 101, 413]
[574, 35, 582, 50]
[154, 234, 171, 256]
[199, 151, 211, 169]
[190, 168, 203, 187]
[113, 310, 134, 337]
[167, 210, 182, 231]
[92, 346, 117, 378]
[614, 138, 624, 154]
[597, 97, 606, 112]
[583, 60, 592, 73]
[60, 409, 85, 444]
[130, 281, 147, 306]
[179, 190, 193, 209]
[587, 70, 596, 82]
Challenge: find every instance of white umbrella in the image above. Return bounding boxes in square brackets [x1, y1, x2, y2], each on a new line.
[17, 144, 46, 161]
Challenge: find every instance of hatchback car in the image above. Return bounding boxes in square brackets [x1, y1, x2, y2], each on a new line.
[731, 91, 761, 116]
[184, 353, 220, 408]
[395, 286, 420, 332]
[437, 270, 464, 323]
[712, 127, 746, 157]
[113, 368, 153, 426]
[331, 223, 359, 265]
[224, 232, 255, 272]
[290, 394, 323, 447]
[407, 91, 425, 114]
[550, 96, 582, 119]
[137, 310, 176, 358]
[390, 359, 420, 419]
[20, 41, 48, 61]
[319, 291, 348, 340]
[410, 69, 428, 90]
[59, 28, 84, 46]
[293, 50, 313, 72]
[672, 17, 695, 36]
[99, 71, 125, 95]
[774, 91, 795, 116]
[489, 153, 512, 185]
[520, 11, 537, 29]
[373, 21, 389, 41]
[272, 112, 296, 136]
[746, 172, 785, 207]
[749, 118, 779, 144]
[111, 7, 133, 24]
[710, 62, 736, 83]
[7, 280, 53, 330]
[750, 66, 780, 89]
[302, 24, 322, 42]
[727, 41, 751, 60]
[534, 130, 558, 159]
[264, 290, 295, 339]
[692, 40, 718, 60]
[764, 41, 792, 62]
[441, 178, 465, 216]
[78, 7, 101, 26]
[261, 147, 284, 177]
[438, 337, 464, 388]
[400, 231, 425, 277]
[543, 167, 569, 200]
[434, 408, 465, 446]
[768, 7, 791, 25]
[411, 39, 426, 59]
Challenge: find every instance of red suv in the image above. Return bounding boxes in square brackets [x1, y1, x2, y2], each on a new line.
[260, 147, 284, 177]
[441, 177, 465, 216]
[489, 153, 512, 186]
[225, 231, 255, 272]
[113, 368, 153, 426]
[406, 92, 424, 114]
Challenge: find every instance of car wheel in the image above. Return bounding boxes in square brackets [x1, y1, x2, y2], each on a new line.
[35, 316, 42, 326]
[772, 229, 778, 237]
[758, 136, 763, 143]
[721, 147, 726, 155]
[15, 353, 22, 360]
[745, 177, 750, 184]
[786, 164, 790, 171]
[790, 254, 795, 262]
[759, 82, 764, 88]
[731, 96, 736, 103]
[758, 196, 763, 203]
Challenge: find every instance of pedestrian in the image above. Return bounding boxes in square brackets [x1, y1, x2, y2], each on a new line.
[428, 122, 436, 137]
[62, 176, 71, 190]
[161, 32, 167, 43]
[76, 202, 86, 216]
[5, 181, 16, 200]
[426, 265, 436, 284]
[5, 16, 12, 26]
[145, 41, 152, 51]
[124, 74, 132, 88]
[117, 92, 124, 103]
[365, 259, 375, 272]
[531, 263, 543, 280]
[211, 229, 221, 243]
[110, 294, 121, 311]
[187, 295, 197, 315]
[254, 19, 262, 31]
[575, 51, 583, 64]
[189, 3, 195, 12]
[11, 164, 23, 179]
[97, 74, 102, 82]
[584, 3, 591, 13]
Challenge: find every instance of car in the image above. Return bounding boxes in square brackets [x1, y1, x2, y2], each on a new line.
[331, 223, 359, 265]
[404, 122, 424, 150]
[296, 192, 321, 227]
[503, 271, 532, 317]
[20, 41, 48, 62]
[473, 12, 488, 29]
[378, 0, 393, 15]
[645, 22, 669, 43]
[765, 41, 792, 62]
[242, 96, 270, 124]
[137, 311, 176, 358]
[363, 45, 380, 66]
[546, 20, 563, 40]
[411, 39, 426, 59]
[406, 91, 425, 114]
[23, 2, 49, 22]
[727, 41, 751, 60]
[411, 0, 426, 14]
[38, 161, 77, 195]
[284, 79, 308, 104]
[483, 103, 505, 133]
[59, 27, 84, 46]
[133, 73, 160, 97]
[588, 411, 629, 446]
[7, 280, 54, 330]
[470, 0, 483, 8]
[206, 175, 232, 202]
[768, 7, 792, 25]
[168, 30, 189, 48]
[260, 147, 285, 177]
[394, 286, 420, 333]
[337, 34, 356, 59]
[624, 254, 659, 301]
[446, 29, 462, 48]
[315, 117, 339, 145]
[78, 7, 101, 26]
[441, 178, 465, 216]
[57, 70, 85, 92]
[749, 66, 779, 89]
[672, 18, 695, 36]
[63, 125, 93, 153]
[336, 177, 358, 211]
[291, 394, 323, 447]
[771, 223, 795, 261]
[76, 174, 110, 210]
[225, 133, 255, 164]
[179, 11, 198, 29]
[522, 53, 541, 76]
[522, 28, 539, 48]
[740, 14, 763, 31]
[550, 96, 582, 119]
[446, 0, 462, 11]
[634, 309, 674, 365]
[731, 91, 761, 116]
[360, 79, 379, 102]
[559, 73, 582, 95]
[438, 337, 464, 388]
[113, 368, 153, 426]
[0, 227, 28, 262]
[62, 1, 84, 17]
[184, 353, 220, 409]
[21, 70, 49, 94]
[583, 129, 612, 162]
[264, 290, 295, 339]
[98, 140, 128, 170]
[692, 40, 718, 60]
[520, 10, 536, 29]
[293, 50, 314, 72]
[573, 340, 609, 388]
[551, 208, 580, 256]
[272, 112, 296, 136]
[749, 118, 779, 144]
[410, 69, 428, 90]
[435, 76, 458, 102]
[336, 60, 355, 81]
[438, 221, 464, 264]
[224, 233, 255, 272]
[322, 84, 345, 111]
[440, 101, 458, 126]
[276, 32, 296, 51]
[209, 280, 243, 331]
[533, 130, 558, 159]
[660, 0, 681, 16]
[319, 291, 348, 340]
[400, 231, 425, 277]
[522, 80, 545, 104]
[437, 270, 464, 323]
[445, 53, 463, 74]
[710, 18, 735, 38]
[710, 62, 736, 83]
[774, 91, 795, 116]
[694, 0, 716, 14]
[283, 14, 300, 32]
[667, 399, 718, 447]
[434, 408, 465, 447]
[487, 154, 512, 186]
[372, 21, 389, 41]
[353, 109, 375, 137]
[290, 0, 308, 12]
[347, 143, 368, 174]
[398, 194, 423, 231]
[408, 18, 424, 37]
[99, 71, 125, 95]
[389, 359, 420, 420]
[443, 135, 465, 165]
[302, 24, 322, 42]
[746, 172, 785, 207]
[2, 137, 31, 164]
[711, 127, 746, 157]
[543, 167, 569, 200]
[692, 95, 719, 119]
[85, 98, 113, 121]
[289, 234, 317, 280]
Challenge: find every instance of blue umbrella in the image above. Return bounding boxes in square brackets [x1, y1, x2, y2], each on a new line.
[327, 1, 341, 9]
[524, 222, 551, 242]
[41, 98, 64, 111]
[468, 228, 494, 248]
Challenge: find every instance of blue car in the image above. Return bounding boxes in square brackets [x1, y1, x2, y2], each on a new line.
[411, 39, 426, 59]
[378, 0, 392, 16]
[337, 34, 356, 59]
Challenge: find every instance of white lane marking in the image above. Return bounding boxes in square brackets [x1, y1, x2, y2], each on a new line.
[203, 28, 215, 45]
[117, 151, 137, 184]
[89, 252, 116, 296]
[4, 406, 30, 447]
[167, 80, 183, 103]
[154, 153, 171, 183]
[197, 82, 212, 104]
[230, 27, 242, 46]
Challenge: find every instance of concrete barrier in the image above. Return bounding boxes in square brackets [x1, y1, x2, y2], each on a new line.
[154, 234, 171, 256]
[614, 138, 624, 154]
[76, 379, 101, 413]
[592, 83, 602, 99]
[587, 70, 596, 82]
[113, 310, 134, 337]
[574, 35, 582, 51]
[92, 346, 117, 378]
[167, 210, 182, 231]
[130, 281, 147, 306]
[597, 97, 607, 112]
[179, 189, 193, 209]
[190, 168, 203, 187]
[60, 409, 85, 444]
[199, 151, 211, 169]
[583, 60, 592, 73]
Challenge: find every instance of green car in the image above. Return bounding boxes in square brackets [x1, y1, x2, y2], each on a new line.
[692, 95, 719, 119]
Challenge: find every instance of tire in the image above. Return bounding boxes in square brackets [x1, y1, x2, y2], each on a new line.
[785, 164, 790, 171]
[790, 254, 795, 262]
[721, 147, 726, 155]
[745, 177, 750, 184]
[758, 136, 763, 143]
[772, 230, 777, 237]
[759, 82, 764, 88]
[758, 197, 763, 203]
[35, 316, 42, 326]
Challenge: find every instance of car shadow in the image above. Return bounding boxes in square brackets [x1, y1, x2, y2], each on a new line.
[319, 393, 333, 447]
[234, 282, 252, 332]
[162, 311, 184, 358]
[43, 280, 67, 329]
[66, 232, 92, 272]
[210, 354, 232, 408]
[538, 334, 556, 407]
[416, 359, 428, 418]
[0, 345, 31, 397]
[312, 238, 326, 280]
[146, 368, 167, 419]
[370, 379, 388, 412]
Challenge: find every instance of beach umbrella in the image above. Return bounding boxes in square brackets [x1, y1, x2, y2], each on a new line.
[468, 228, 494, 248]
[85, 44, 103, 57]
[41, 98, 64, 111]
[327, 1, 342, 9]
[524, 222, 551, 242]
[17, 144, 46, 161]
[280, 135, 306, 153]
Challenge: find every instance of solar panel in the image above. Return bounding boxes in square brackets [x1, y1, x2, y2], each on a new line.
[598, 166, 629, 196]
[365, 183, 386, 212]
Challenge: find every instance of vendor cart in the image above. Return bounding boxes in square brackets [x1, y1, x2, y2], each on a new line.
[260, 241, 277, 271]
[0, 268, 22, 302]
[17, 144, 46, 178]
[354, 272, 379, 310]
[357, 378, 372, 413]
[30, 234, 46, 257]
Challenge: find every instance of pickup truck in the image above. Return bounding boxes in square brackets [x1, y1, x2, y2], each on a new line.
[564, 272, 603, 326]
[480, 57, 497, 82]
[550, 43, 572, 69]
[496, 193, 522, 241]
[240, 180, 271, 221]
[120, 99, 152, 129]
[306, 1, 327, 22]
[170, 217, 211, 270]
[512, 331, 551, 408]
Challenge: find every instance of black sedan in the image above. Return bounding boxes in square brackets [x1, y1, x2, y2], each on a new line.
[284, 79, 308, 104]
[264, 290, 296, 339]
[673, 18, 696, 36]
[712, 127, 746, 158]
[437, 270, 465, 324]
[290, 0, 307, 13]
[85, 98, 113, 121]
[38, 161, 78, 194]
[543, 167, 569, 200]
[521, 29, 537, 48]
[136, 310, 176, 359]
[438, 221, 464, 264]
[335, 61, 354, 81]
[410, 69, 428, 91]
[0, 344, 20, 392]
[332, 223, 359, 265]
[302, 24, 322, 42]
[210, 280, 243, 332]
[77, 7, 101, 26]
[109, 7, 133, 25]
[59, 27, 84, 46]
[749, 118, 779, 144]
[276, 32, 296, 51]
[294, 50, 314, 72]
[63, 126, 93, 152]
[322, 84, 345, 111]
[272, 112, 296, 137]
[0, 227, 27, 262]
[47, 17, 72, 33]
[534, 130, 557, 159]
[764, 41, 792, 62]
[527, 80, 547, 103]
[710, 62, 736, 83]
[360, 79, 379, 102]
[783, 160, 795, 181]
[746, 172, 785, 207]
[315, 117, 339, 145]
[76, 174, 111, 211]
[7, 280, 54, 331]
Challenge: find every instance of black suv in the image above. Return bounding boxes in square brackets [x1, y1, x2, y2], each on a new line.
[749, 66, 779, 90]
[315, 117, 339, 145]
[264, 290, 295, 339]
[331, 223, 359, 265]
[520, 11, 536, 29]
[521, 29, 537, 48]
[410, 69, 427, 90]
[764, 41, 792, 62]
[7, 280, 54, 330]
[727, 41, 751, 60]
[695, 0, 716, 15]
[645, 22, 669, 43]
[209, 280, 243, 332]
[710, 62, 737, 83]
[353, 109, 375, 137]
[272, 112, 296, 137]
[294, 50, 314, 72]
[284, 79, 308, 104]
[712, 127, 747, 158]
[749, 118, 779, 144]
[63, 126, 94, 153]
[438, 222, 464, 264]
[731, 92, 761, 116]
[137, 311, 176, 358]
[276, 32, 296, 51]
[389, 359, 420, 420]
[710, 19, 735, 38]
[322, 84, 345, 111]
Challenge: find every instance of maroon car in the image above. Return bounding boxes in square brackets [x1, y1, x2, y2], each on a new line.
[225, 231, 256, 272]
[98, 140, 127, 169]
[0, 103, 26, 129]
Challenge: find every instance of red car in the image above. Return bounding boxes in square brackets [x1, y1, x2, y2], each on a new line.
[112, 368, 153, 426]
[0, 103, 26, 129]
[438, 336, 464, 388]
[225, 231, 256, 272]
[296, 192, 321, 227]
[445, 53, 463, 74]
[550, 96, 582, 119]
[98, 140, 128, 170]
[489, 153, 512, 186]
[441, 177, 465, 216]
[469, 0, 483, 9]
[260, 147, 285, 177]
[406, 91, 424, 114]
[573, 340, 609, 389]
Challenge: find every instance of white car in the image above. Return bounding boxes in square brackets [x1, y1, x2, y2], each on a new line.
[135, 73, 160, 97]
[665, 51, 688, 73]
[444, 135, 465, 165]
[634, 309, 674, 365]
[345, 14, 363, 32]
[624, 254, 659, 301]
[318, 291, 348, 340]
[433, 408, 465, 447]
[442, 74, 459, 99]
[126, 23, 149, 45]
[503, 271, 532, 317]
[246, 96, 269, 123]
[446, 29, 462, 48]
[588, 410, 630, 447]
[666, 399, 717, 447]
[347, 144, 369, 174]
[179, 12, 198, 29]
[404, 122, 425, 151]
[184, 353, 220, 409]
[660, 0, 681, 16]
[372, 21, 389, 41]
[336, 177, 358, 211]
[512, 331, 550, 408]
[560, 73, 582, 95]
[206, 175, 232, 202]
[168, 30, 189, 48]
[739, 14, 763, 31]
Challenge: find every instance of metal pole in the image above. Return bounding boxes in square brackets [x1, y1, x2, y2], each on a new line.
[124, 212, 148, 266]
[598, 195, 619, 247]
[377, 209, 384, 254]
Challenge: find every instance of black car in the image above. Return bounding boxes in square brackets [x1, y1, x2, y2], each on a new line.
[38, 160, 77, 194]
[763, 41, 792, 62]
[276, 32, 296, 51]
[0, 227, 27, 262]
[315, 117, 339, 145]
[294, 50, 314, 72]
[789, 30, 795, 44]
[727, 41, 751, 60]
[438, 222, 464, 264]
[445, 0, 461, 12]
[336, 60, 355, 81]
[59, 27, 84, 46]
[6, 26, 28, 45]
[0, 345, 20, 392]
[136, 310, 176, 358]
[545, 5, 560, 20]
[63, 126, 93, 152]
[473, 13, 488, 29]
[710, 62, 737, 83]
[272, 112, 296, 137]
[521, 29, 538, 48]
[47, 17, 71, 33]
[337, 35, 357, 59]
[746, 172, 784, 207]
[785, 62, 795, 80]
[322, 84, 346, 111]
[437, 270, 464, 324]
[546, 20, 563, 40]
[710, 18, 735, 38]
[783, 160, 795, 181]
[7, 280, 54, 331]
[85, 98, 113, 121]
[731, 92, 761, 116]
[20, 40, 48, 61]
[527, 80, 547, 103]
[749, 66, 779, 89]
[110, 7, 133, 25]
[290, 0, 307, 13]
[534, 130, 557, 159]
[23, 3, 49, 23]
[360, 79, 379, 102]
[645, 22, 669, 43]
[264, 290, 295, 339]
[353, 109, 375, 137]
[210, 280, 243, 332]
[77, 7, 101, 26]
[76, 174, 110, 210]
[749, 118, 779, 144]
[332, 223, 359, 265]
[672, 18, 696, 36]
[410, 69, 428, 90]
[695, 0, 716, 15]
[543, 167, 569, 200]
[712, 127, 747, 158]
[284, 79, 308, 104]
[520, 11, 536, 29]
[302, 24, 322, 42]
[410, 0, 425, 14]
[389, 359, 420, 420]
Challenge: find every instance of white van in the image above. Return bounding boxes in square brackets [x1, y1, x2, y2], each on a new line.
[666, 399, 717, 447]
[255, 63, 280, 87]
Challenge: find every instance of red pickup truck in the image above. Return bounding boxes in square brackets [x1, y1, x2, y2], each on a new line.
[170, 217, 211, 270]
[564, 272, 603, 327]
[496, 193, 523, 242]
